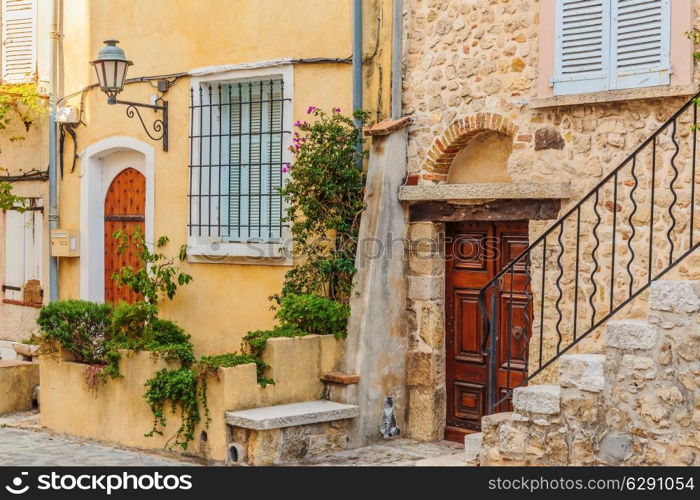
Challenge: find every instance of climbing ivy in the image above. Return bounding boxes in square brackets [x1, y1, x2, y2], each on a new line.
[143, 353, 270, 450]
[0, 83, 45, 211]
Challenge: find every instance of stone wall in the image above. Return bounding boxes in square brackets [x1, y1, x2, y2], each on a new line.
[401, 0, 700, 399]
[405, 222, 447, 440]
[477, 280, 700, 466]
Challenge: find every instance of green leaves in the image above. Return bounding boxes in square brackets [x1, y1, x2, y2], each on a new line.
[277, 107, 368, 304]
[111, 227, 193, 303]
[0, 181, 26, 212]
[275, 293, 350, 339]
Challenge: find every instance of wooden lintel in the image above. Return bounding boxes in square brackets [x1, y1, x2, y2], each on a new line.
[409, 199, 561, 223]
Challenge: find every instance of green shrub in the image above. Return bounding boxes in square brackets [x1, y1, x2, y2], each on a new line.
[36, 300, 113, 364]
[275, 293, 350, 338]
[111, 301, 158, 340]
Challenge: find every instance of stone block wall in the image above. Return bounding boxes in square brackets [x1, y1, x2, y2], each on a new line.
[478, 280, 700, 466]
[401, 0, 700, 382]
[405, 222, 447, 440]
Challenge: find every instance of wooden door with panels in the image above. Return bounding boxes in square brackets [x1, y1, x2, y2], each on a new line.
[104, 167, 145, 304]
[445, 220, 531, 442]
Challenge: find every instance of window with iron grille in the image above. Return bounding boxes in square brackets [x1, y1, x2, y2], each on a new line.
[189, 78, 290, 244]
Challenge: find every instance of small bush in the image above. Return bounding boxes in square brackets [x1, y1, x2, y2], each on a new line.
[275, 293, 350, 338]
[36, 300, 113, 364]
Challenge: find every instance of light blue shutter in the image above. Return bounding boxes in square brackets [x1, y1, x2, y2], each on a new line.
[553, 0, 611, 95]
[611, 0, 670, 89]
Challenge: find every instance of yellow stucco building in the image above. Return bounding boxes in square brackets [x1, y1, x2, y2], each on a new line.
[55, 0, 394, 356]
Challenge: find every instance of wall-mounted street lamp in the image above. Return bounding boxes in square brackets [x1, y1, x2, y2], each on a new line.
[90, 40, 169, 151]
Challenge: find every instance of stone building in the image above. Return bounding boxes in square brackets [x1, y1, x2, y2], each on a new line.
[375, 0, 700, 457]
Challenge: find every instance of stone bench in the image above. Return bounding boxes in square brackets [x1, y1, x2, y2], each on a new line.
[225, 400, 359, 465]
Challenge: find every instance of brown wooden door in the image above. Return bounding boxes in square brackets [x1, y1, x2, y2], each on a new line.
[104, 168, 145, 304]
[445, 221, 531, 442]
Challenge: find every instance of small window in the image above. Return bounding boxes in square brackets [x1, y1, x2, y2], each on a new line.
[189, 78, 290, 245]
[3, 198, 42, 303]
[553, 0, 670, 96]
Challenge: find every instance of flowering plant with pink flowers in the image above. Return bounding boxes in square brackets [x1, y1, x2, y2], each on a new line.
[275, 106, 370, 304]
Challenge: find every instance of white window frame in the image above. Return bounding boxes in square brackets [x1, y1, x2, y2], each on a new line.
[188, 64, 294, 265]
[552, 0, 671, 96]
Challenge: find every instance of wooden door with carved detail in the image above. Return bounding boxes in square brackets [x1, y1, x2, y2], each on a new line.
[445, 221, 531, 442]
[104, 168, 145, 304]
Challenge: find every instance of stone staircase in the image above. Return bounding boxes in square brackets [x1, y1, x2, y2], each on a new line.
[464, 280, 700, 466]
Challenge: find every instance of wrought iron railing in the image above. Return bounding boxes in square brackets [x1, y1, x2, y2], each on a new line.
[478, 91, 700, 412]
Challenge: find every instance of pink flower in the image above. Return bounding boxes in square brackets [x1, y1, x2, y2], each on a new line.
[282, 163, 290, 174]
[307, 106, 317, 115]
[294, 120, 302, 127]
[334, 107, 341, 113]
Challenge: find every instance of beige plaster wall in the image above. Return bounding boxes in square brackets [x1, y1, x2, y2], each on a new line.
[40, 335, 343, 462]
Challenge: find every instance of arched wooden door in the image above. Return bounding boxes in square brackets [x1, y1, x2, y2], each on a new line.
[104, 168, 145, 303]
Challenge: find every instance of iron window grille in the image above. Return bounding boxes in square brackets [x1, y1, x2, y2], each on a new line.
[189, 79, 290, 243]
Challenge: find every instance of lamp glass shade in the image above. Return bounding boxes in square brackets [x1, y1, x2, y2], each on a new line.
[93, 59, 130, 94]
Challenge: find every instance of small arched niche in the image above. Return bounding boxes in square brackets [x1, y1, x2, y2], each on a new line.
[447, 130, 513, 184]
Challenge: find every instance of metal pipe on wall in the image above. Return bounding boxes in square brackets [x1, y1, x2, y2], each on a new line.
[391, 0, 403, 119]
[353, 0, 363, 115]
[48, 0, 60, 302]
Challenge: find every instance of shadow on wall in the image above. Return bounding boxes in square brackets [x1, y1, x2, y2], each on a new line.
[447, 131, 513, 184]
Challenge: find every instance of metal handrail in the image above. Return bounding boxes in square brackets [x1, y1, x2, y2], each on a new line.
[478, 91, 700, 411]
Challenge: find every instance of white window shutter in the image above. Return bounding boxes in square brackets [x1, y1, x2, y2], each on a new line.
[553, 0, 611, 95]
[611, 0, 670, 89]
[1, 0, 37, 83]
[4, 209, 25, 301]
[24, 208, 41, 282]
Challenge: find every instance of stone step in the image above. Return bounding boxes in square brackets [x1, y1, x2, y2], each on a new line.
[225, 400, 359, 431]
[650, 280, 700, 314]
[464, 432, 482, 464]
[605, 320, 657, 351]
[512, 384, 560, 415]
[558, 354, 605, 393]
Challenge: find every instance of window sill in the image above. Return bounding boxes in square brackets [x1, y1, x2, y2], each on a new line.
[530, 84, 699, 109]
[2, 299, 43, 309]
[187, 242, 293, 266]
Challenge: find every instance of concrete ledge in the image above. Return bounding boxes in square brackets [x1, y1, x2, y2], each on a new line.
[605, 320, 657, 351]
[225, 400, 359, 431]
[512, 385, 561, 415]
[399, 183, 571, 202]
[529, 84, 699, 109]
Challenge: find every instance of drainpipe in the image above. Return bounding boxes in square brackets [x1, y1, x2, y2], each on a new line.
[353, 0, 363, 167]
[48, 0, 59, 302]
[391, 0, 403, 120]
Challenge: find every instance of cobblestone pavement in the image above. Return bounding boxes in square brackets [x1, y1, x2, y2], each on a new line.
[292, 439, 464, 466]
[0, 412, 200, 467]
[0, 412, 463, 466]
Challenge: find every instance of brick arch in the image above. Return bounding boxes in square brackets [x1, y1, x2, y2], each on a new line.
[422, 113, 517, 180]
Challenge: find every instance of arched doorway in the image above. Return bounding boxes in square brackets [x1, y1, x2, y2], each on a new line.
[103, 167, 145, 303]
[79, 137, 154, 303]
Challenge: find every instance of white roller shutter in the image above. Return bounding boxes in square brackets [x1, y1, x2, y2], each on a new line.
[1, 0, 37, 83]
